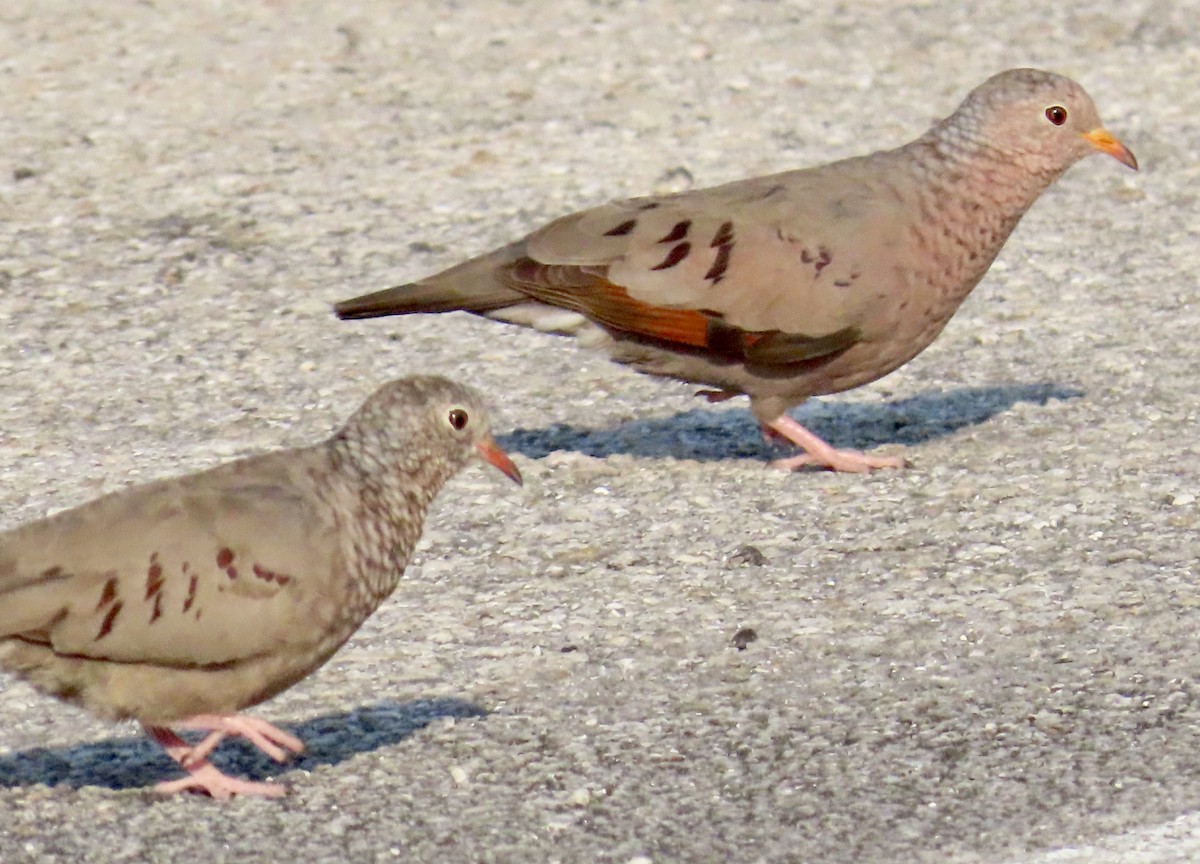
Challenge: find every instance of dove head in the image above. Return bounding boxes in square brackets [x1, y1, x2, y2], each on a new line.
[335, 375, 522, 492]
[938, 68, 1137, 177]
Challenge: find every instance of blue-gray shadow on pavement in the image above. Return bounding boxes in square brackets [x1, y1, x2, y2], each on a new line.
[498, 383, 1083, 462]
[0, 698, 486, 792]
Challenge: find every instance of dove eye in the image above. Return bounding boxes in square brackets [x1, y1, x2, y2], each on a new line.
[447, 408, 469, 431]
[1045, 105, 1068, 126]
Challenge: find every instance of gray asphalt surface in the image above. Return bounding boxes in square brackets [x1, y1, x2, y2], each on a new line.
[0, 1, 1195, 862]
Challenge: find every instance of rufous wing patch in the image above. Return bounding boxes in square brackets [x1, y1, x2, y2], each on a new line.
[500, 258, 860, 366]
[503, 259, 712, 349]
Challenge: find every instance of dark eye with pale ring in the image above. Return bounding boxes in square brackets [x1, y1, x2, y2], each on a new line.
[1045, 105, 1068, 126]
[448, 408, 469, 431]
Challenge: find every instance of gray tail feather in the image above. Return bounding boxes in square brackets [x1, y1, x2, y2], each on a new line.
[334, 281, 519, 320]
[334, 243, 528, 321]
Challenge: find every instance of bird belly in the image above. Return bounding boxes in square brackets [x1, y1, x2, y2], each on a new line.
[0, 635, 341, 724]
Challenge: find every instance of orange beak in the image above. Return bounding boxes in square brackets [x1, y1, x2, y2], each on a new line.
[1082, 128, 1138, 171]
[476, 437, 523, 485]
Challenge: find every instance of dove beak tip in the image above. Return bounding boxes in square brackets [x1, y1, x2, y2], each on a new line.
[1083, 128, 1138, 171]
[476, 438, 523, 486]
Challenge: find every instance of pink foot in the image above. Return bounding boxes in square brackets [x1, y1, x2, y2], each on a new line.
[142, 722, 299, 799]
[173, 714, 305, 766]
[764, 415, 906, 473]
[153, 762, 288, 799]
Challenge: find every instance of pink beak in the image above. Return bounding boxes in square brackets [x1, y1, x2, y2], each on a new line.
[475, 437, 523, 485]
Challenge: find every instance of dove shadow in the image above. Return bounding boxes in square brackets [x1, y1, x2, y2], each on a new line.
[497, 382, 1083, 463]
[0, 697, 486, 792]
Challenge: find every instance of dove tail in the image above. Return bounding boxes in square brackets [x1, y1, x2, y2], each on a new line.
[334, 281, 520, 320]
[335, 242, 530, 321]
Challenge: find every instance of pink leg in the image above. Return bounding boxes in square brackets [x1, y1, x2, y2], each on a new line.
[172, 714, 305, 766]
[142, 724, 289, 799]
[760, 424, 790, 446]
[764, 415, 905, 473]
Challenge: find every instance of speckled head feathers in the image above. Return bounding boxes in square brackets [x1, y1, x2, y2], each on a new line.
[934, 68, 1136, 175]
[336, 375, 505, 482]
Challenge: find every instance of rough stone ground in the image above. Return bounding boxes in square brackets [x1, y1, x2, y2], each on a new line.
[0, 1, 1195, 862]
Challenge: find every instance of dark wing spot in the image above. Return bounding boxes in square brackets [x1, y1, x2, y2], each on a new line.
[650, 242, 691, 271]
[637, 201, 661, 211]
[96, 576, 118, 611]
[758, 184, 785, 200]
[704, 244, 732, 283]
[253, 563, 295, 586]
[705, 320, 750, 358]
[833, 279, 851, 288]
[182, 574, 199, 613]
[800, 246, 832, 276]
[40, 566, 64, 580]
[216, 548, 234, 569]
[815, 247, 832, 275]
[150, 592, 163, 623]
[96, 601, 123, 640]
[657, 220, 691, 244]
[711, 221, 734, 248]
[145, 561, 164, 600]
[226, 567, 239, 580]
[603, 219, 637, 237]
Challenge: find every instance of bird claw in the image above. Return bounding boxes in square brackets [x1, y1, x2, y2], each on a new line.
[770, 450, 906, 473]
[143, 722, 295, 798]
[153, 763, 289, 799]
[175, 714, 305, 766]
[763, 415, 905, 473]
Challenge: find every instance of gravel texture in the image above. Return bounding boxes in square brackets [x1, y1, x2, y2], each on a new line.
[0, 1, 1194, 862]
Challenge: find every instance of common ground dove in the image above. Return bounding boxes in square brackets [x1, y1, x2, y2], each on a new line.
[335, 68, 1136, 473]
[0, 375, 521, 798]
